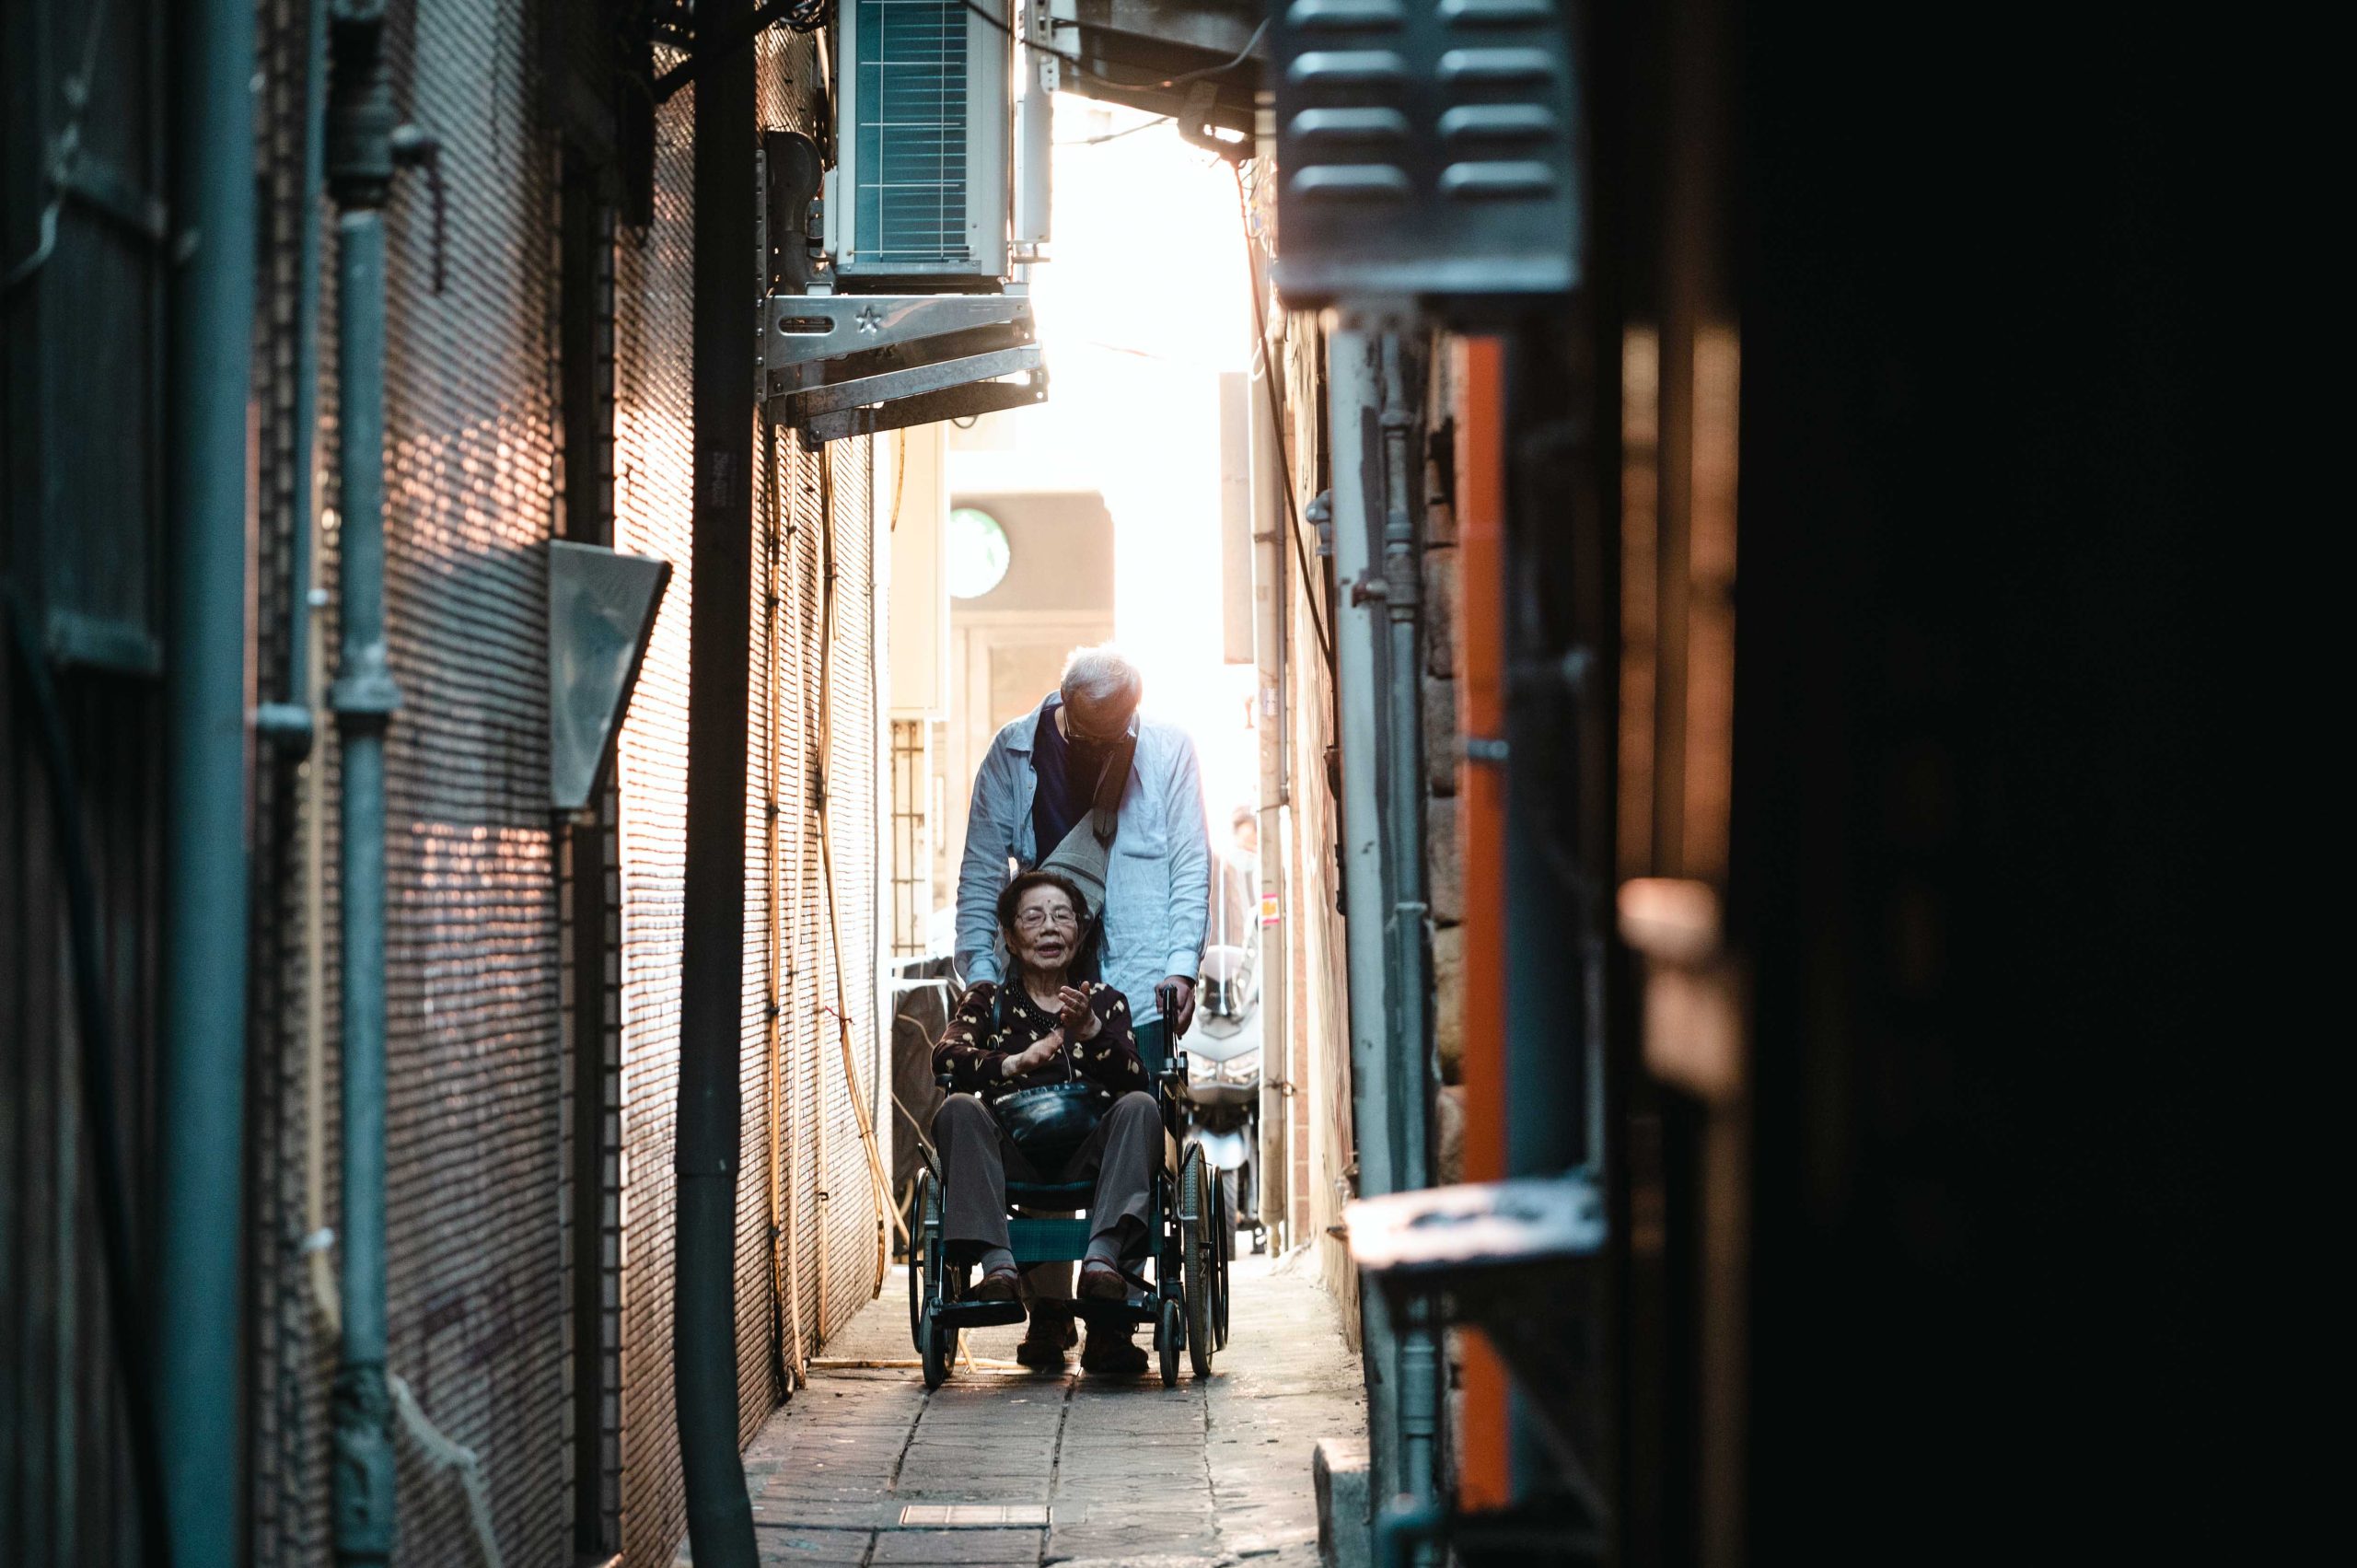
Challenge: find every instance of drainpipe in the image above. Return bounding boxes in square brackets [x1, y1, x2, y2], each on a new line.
[1248, 321, 1291, 1249]
[1329, 326, 1401, 1512]
[1332, 326, 1441, 1553]
[1374, 332, 1439, 1528]
[256, 0, 331, 755]
[325, 2, 426, 1559]
[157, 0, 256, 1552]
[674, 0, 761, 1560]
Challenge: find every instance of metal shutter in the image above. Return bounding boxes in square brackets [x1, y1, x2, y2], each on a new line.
[612, 41, 699, 1568]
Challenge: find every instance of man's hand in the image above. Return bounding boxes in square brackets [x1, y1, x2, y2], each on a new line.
[1057, 986, 1101, 1041]
[1160, 976, 1197, 1037]
[1002, 1028, 1065, 1079]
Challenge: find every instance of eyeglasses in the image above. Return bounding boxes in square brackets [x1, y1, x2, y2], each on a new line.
[1063, 707, 1132, 746]
[1014, 908, 1079, 932]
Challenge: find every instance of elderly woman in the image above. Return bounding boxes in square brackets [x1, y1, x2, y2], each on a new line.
[932, 869, 1160, 1318]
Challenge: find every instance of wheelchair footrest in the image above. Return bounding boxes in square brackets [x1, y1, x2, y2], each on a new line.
[1071, 1295, 1157, 1328]
[935, 1299, 1028, 1330]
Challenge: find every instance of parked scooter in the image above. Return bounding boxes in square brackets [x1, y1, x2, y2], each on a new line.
[1183, 938, 1266, 1254]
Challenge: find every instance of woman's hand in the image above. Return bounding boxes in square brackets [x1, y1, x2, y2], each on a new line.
[1057, 986, 1101, 1041]
[1002, 1028, 1064, 1078]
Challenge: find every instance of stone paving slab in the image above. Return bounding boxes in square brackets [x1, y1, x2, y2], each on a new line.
[712, 1249, 1365, 1568]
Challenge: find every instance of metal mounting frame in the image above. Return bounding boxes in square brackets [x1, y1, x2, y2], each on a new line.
[759, 291, 1048, 441]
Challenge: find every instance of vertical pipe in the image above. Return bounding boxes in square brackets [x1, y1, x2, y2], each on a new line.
[1375, 334, 1430, 1191]
[1012, 0, 1052, 250]
[325, 1, 401, 1559]
[1339, 327, 1443, 1548]
[1248, 317, 1290, 1251]
[1328, 326, 1400, 1513]
[1453, 337, 1513, 1509]
[1375, 334, 1438, 1541]
[257, 0, 329, 749]
[158, 0, 257, 1550]
[289, 0, 327, 703]
[675, 0, 761, 1555]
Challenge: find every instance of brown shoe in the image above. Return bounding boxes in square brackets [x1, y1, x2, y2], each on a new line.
[1080, 1327, 1148, 1376]
[971, 1265, 1020, 1301]
[1077, 1262, 1128, 1302]
[1015, 1311, 1077, 1368]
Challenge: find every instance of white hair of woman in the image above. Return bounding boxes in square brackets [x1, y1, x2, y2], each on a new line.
[1060, 645, 1143, 716]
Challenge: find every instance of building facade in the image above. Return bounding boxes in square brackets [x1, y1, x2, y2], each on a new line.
[5, 6, 898, 1565]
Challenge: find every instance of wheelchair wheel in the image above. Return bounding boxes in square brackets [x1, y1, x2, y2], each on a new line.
[1178, 1149, 1215, 1379]
[1211, 1176, 1234, 1352]
[907, 1170, 934, 1352]
[1157, 1298, 1182, 1388]
[920, 1307, 956, 1390]
[923, 1258, 966, 1391]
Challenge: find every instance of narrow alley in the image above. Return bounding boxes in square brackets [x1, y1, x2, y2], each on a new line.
[730, 1256, 1362, 1568]
[4, 1, 2219, 1565]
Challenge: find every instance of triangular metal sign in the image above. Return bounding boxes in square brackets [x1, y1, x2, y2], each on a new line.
[547, 540, 671, 812]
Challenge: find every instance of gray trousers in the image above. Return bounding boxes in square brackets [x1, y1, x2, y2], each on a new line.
[932, 1089, 1161, 1261]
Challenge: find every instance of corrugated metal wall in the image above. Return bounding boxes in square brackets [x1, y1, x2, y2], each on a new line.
[612, 42, 698, 1566]
[6, 2, 888, 1562]
[248, 0, 334, 1553]
[818, 435, 885, 1344]
[608, 29, 889, 1568]
[227, 8, 890, 1565]
[250, 0, 575, 1562]
[375, 0, 571, 1551]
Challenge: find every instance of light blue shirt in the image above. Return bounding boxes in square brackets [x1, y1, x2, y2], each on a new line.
[955, 699, 1211, 1028]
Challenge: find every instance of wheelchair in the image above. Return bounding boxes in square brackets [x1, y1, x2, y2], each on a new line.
[908, 983, 1232, 1388]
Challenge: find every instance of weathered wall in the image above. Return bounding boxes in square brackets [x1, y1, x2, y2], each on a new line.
[218, 12, 889, 1568]
[1265, 300, 1361, 1328]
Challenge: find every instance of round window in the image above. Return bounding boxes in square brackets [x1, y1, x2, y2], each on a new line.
[947, 506, 1012, 599]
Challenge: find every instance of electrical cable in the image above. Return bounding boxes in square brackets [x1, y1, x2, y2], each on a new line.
[761, 424, 809, 1392]
[959, 0, 1262, 94]
[1157, 16, 1271, 87]
[4, 586, 172, 1568]
[1227, 166, 1337, 675]
[1056, 114, 1175, 146]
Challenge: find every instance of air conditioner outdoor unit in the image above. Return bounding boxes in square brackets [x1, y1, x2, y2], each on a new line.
[763, 0, 1068, 441]
[827, 0, 1008, 285]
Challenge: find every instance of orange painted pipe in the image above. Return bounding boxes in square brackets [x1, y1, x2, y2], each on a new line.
[1455, 335, 1512, 1510]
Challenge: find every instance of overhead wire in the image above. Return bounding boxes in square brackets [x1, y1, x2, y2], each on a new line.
[1056, 113, 1174, 146]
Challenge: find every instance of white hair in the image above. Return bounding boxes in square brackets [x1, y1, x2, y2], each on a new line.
[1060, 645, 1142, 714]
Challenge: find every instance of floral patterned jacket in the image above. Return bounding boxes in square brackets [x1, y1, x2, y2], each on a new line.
[933, 979, 1148, 1106]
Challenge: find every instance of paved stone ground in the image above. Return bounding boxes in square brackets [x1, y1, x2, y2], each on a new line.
[722, 1246, 1364, 1568]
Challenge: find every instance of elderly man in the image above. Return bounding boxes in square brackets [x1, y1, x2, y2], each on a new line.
[955, 645, 1210, 1373]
